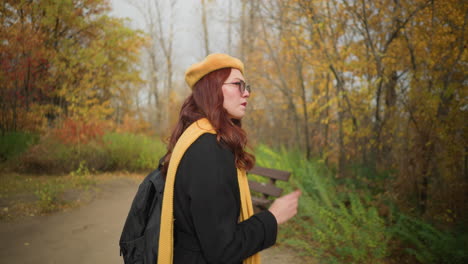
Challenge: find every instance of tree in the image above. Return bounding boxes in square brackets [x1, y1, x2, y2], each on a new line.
[0, 0, 147, 132]
[236, 0, 467, 219]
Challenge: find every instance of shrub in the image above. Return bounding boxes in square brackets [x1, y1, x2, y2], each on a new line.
[53, 117, 108, 145]
[70, 160, 97, 189]
[310, 193, 389, 263]
[390, 214, 468, 264]
[34, 180, 65, 213]
[255, 144, 468, 264]
[0, 131, 39, 162]
[17, 135, 73, 173]
[15, 131, 165, 174]
[103, 132, 166, 171]
[255, 144, 389, 263]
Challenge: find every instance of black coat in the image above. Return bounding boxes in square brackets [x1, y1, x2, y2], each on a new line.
[172, 133, 277, 264]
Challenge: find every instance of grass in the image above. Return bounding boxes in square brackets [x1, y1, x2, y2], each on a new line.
[0, 130, 166, 221]
[0, 168, 148, 222]
[0, 167, 99, 220]
[2, 131, 466, 263]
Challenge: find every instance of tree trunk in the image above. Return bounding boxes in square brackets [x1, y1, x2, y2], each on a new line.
[336, 82, 345, 178]
[201, 0, 210, 56]
[324, 73, 330, 166]
[297, 59, 311, 159]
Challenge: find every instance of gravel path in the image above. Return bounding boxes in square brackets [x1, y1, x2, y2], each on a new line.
[0, 177, 313, 264]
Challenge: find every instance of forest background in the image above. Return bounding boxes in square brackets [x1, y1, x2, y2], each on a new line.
[1, 0, 467, 263]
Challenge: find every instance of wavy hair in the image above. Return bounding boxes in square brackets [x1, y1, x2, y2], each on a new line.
[162, 67, 255, 175]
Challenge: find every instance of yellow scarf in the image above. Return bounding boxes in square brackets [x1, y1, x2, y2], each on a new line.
[158, 118, 260, 264]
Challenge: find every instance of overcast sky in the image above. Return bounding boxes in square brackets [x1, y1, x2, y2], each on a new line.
[109, 0, 145, 29]
[109, 0, 237, 76]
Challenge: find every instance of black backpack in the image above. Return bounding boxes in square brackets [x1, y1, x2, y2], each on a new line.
[119, 159, 165, 264]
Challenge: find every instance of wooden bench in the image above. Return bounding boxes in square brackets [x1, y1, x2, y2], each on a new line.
[247, 166, 291, 211]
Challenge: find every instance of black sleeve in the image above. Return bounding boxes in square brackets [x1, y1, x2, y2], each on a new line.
[183, 134, 277, 263]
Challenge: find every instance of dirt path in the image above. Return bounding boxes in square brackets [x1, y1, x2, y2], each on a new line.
[0, 177, 313, 264]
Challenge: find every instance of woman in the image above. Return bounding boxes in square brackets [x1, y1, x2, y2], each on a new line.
[160, 53, 301, 264]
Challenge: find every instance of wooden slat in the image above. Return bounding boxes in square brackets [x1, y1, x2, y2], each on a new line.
[248, 166, 291, 181]
[248, 180, 283, 197]
[251, 196, 272, 208]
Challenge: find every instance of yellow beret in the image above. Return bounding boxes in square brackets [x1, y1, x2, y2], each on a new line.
[185, 53, 244, 89]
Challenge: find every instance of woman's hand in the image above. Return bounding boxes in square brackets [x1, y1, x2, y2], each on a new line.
[268, 190, 301, 225]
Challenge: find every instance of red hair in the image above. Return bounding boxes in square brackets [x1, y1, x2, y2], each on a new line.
[162, 67, 255, 175]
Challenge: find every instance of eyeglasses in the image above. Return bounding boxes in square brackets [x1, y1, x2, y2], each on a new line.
[223, 80, 251, 95]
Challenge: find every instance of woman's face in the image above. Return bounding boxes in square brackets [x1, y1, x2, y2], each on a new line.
[222, 69, 250, 120]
